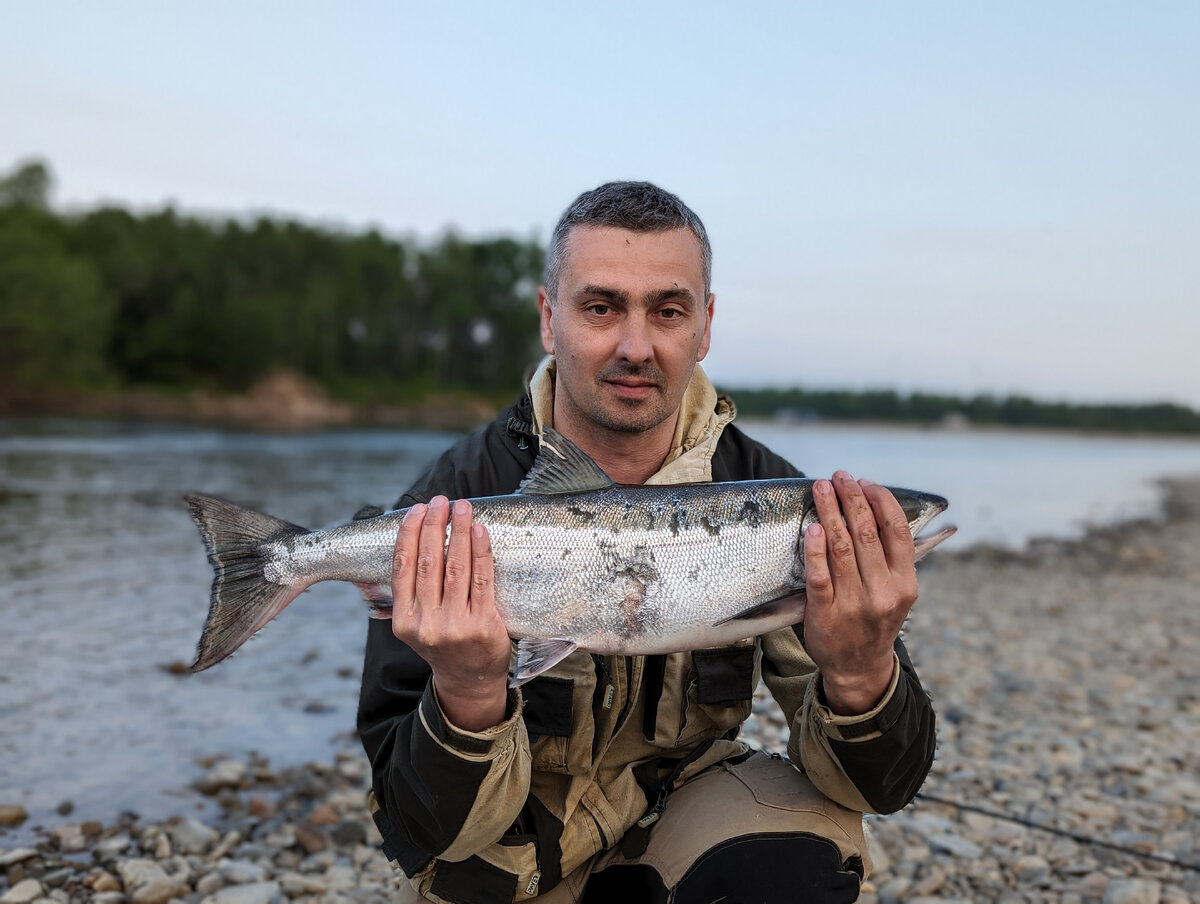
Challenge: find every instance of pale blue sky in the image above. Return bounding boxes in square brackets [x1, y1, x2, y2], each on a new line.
[3, 1, 1198, 406]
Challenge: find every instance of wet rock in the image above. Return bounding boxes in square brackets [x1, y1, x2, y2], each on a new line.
[0, 805, 29, 827]
[195, 760, 248, 795]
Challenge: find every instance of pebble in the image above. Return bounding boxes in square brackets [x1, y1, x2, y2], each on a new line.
[0, 807, 28, 828]
[1102, 878, 1162, 904]
[0, 880, 43, 904]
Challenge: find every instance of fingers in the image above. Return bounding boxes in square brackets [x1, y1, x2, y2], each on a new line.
[412, 496, 449, 610]
[859, 479, 916, 577]
[392, 502, 426, 618]
[442, 499, 473, 606]
[811, 476, 860, 586]
[470, 522, 495, 613]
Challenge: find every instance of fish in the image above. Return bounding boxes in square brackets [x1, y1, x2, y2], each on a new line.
[185, 427, 956, 685]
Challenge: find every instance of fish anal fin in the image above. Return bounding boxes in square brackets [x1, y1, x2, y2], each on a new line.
[518, 426, 614, 496]
[510, 637, 579, 687]
[355, 582, 394, 618]
[713, 594, 807, 628]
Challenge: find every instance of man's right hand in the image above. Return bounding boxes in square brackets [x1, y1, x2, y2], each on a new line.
[391, 496, 512, 731]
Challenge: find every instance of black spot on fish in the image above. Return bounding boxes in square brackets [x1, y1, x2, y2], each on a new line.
[668, 508, 681, 537]
[700, 516, 721, 537]
[568, 505, 596, 523]
[561, 548, 571, 559]
[737, 500, 763, 527]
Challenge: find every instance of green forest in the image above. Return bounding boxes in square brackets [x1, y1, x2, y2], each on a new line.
[0, 160, 545, 404]
[3, 159, 1198, 434]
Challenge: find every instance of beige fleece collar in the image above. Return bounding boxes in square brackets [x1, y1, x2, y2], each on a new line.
[527, 355, 735, 485]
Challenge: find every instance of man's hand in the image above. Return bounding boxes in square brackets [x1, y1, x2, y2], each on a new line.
[802, 471, 918, 716]
[391, 496, 512, 731]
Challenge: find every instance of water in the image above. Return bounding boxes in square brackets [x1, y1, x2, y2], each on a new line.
[0, 416, 1197, 839]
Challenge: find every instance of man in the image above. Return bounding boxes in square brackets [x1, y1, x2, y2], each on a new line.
[358, 182, 936, 903]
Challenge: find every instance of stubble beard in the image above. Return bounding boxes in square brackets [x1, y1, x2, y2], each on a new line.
[584, 363, 675, 435]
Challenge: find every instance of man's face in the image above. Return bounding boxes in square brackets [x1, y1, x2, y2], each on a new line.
[538, 225, 714, 436]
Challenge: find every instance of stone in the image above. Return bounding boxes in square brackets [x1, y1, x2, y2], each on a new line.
[195, 760, 248, 795]
[91, 894, 129, 904]
[0, 880, 43, 904]
[49, 824, 87, 854]
[115, 858, 182, 904]
[330, 820, 367, 847]
[218, 859, 267, 884]
[168, 817, 219, 855]
[292, 824, 328, 855]
[0, 849, 39, 867]
[90, 871, 122, 893]
[199, 880, 282, 904]
[1102, 878, 1162, 904]
[1012, 854, 1050, 884]
[0, 805, 28, 827]
[927, 833, 983, 860]
[93, 834, 134, 860]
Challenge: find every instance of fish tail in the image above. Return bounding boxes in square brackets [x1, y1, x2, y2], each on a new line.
[183, 493, 309, 672]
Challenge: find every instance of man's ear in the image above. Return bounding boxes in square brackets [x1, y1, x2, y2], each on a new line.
[696, 294, 715, 362]
[538, 286, 555, 354]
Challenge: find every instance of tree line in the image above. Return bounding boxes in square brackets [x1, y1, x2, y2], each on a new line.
[723, 387, 1200, 435]
[3, 158, 1198, 434]
[0, 160, 544, 402]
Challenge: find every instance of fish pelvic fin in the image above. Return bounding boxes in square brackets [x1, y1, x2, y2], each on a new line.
[510, 637, 579, 687]
[518, 426, 615, 495]
[355, 582, 394, 618]
[183, 493, 309, 672]
[712, 594, 808, 628]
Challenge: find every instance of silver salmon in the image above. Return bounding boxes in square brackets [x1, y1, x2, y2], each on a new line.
[185, 427, 955, 685]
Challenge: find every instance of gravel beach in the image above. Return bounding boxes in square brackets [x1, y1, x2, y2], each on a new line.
[3, 476, 1198, 903]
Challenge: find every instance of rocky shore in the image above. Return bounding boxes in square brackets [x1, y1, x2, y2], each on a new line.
[3, 477, 1199, 903]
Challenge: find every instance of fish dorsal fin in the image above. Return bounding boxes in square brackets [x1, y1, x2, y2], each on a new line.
[518, 426, 615, 495]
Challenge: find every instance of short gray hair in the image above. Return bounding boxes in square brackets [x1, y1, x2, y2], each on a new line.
[543, 181, 712, 303]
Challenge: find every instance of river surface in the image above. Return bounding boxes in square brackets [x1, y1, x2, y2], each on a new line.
[1, 416, 1197, 839]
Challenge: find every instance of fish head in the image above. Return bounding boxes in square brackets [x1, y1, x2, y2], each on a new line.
[887, 486, 957, 560]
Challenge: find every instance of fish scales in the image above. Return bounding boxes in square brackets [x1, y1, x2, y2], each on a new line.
[184, 426, 954, 681]
[474, 483, 809, 654]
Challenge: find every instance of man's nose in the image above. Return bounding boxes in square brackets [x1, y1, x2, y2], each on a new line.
[616, 315, 653, 362]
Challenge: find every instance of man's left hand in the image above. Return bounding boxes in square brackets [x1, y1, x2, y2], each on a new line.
[801, 470, 918, 716]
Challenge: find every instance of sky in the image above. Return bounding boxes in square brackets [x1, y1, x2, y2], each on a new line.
[3, 1, 1198, 407]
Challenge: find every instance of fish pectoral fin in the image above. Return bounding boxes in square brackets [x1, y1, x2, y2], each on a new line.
[510, 637, 579, 687]
[517, 426, 615, 495]
[712, 594, 807, 628]
[355, 582, 394, 618]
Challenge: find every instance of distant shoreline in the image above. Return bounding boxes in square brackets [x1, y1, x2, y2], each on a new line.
[7, 377, 1200, 441]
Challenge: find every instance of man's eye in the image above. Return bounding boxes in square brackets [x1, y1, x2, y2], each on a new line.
[660, 308, 682, 319]
[588, 304, 611, 316]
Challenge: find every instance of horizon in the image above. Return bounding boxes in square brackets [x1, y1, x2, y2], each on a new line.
[3, 2, 1197, 408]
